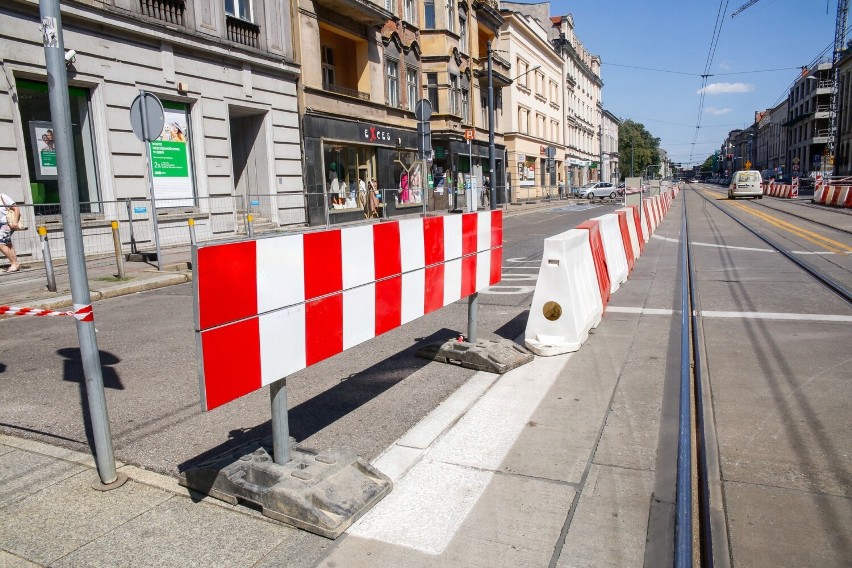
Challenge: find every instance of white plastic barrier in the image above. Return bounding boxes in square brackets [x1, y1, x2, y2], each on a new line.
[636, 204, 649, 244]
[616, 207, 641, 260]
[592, 214, 629, 293]
[524, 229, 603, 356]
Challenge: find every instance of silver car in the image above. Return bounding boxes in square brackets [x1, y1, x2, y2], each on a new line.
[578, 182, 617, 200]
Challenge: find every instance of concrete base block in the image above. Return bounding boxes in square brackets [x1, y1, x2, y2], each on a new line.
[179, 446, 392, 539]
[416, 338, 534, 373]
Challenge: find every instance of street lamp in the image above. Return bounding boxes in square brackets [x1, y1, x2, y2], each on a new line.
[645, 164, 660, 181]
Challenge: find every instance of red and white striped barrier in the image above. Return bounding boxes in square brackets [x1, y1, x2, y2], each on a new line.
[814, 182, 852, 208]
[591, 214, 629, 293]
[195, 211, 503, 411]
[762, 179, 799, 198]
[0, 304, 94, 321]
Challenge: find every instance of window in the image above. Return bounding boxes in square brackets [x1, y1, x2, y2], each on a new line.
[446, 0, 455, 33]
[425, 0, 435, 28]
[517, 59, 529, 88]
[224, 0, 252, 21]
[404, 0, 415, 23]
[518, 107, 529, 134]
[386, 59, 399, 107]
[407, 67, 419, 111]
[459, 13, 467, 49]
[481, 95, 487, 126]
[427, 73, 439, 112]
[449, 74, 460, 115]
[322, 46, 335, 86]
[462, 88, 469, 123]
[385, 0, 393, 12]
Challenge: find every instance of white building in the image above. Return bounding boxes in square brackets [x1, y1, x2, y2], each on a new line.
[601, 109, 620, 183]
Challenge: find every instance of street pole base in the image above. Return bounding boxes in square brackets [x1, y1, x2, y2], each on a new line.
[126, 251, 158, 263]
[179, 446, 392, 539]
[92, 471, 128, 492]
[416, 338, 534, 373]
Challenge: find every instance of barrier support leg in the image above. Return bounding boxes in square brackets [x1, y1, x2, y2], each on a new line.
[270, 377, 291, 465]
[38, 226, 57, 292]
[467, 292, 478, 342]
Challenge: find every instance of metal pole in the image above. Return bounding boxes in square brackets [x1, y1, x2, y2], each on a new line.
[125, 199, 138, 254]
[38, 226, 57, 292]
[488, 40, 497, 211]
[139, 89, 163, 271]
[39, 0, 121, 487]
[468, 139, 474, 211]
[269, 378, 291, 465]
[110, 221, 125, 279]
[188, 218, 197, 246]
[247, 213, 255, 238]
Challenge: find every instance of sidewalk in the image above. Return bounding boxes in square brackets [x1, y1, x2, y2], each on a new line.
[1, 198, 584, 312]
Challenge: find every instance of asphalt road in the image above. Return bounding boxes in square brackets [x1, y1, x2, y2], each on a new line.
[0, 202, 621, 477]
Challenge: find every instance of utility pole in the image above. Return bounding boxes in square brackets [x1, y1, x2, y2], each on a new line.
[39, 0, 122, 488]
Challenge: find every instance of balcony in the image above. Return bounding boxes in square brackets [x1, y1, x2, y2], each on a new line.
[472, 0, 504, 32]
[323, 83, 370, 101]
[139, 0, 185, 26]
[315, 0, 393, 26]
[226, 16, 259, 49]
[473, 54, 511, 88]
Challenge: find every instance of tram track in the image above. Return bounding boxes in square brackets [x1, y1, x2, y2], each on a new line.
[675, 183, 852, 567]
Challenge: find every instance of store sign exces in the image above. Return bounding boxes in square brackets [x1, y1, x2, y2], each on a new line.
[361, 123, 395, 144]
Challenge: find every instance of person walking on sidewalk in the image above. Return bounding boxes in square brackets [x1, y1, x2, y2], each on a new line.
[1, 193, 21, 272]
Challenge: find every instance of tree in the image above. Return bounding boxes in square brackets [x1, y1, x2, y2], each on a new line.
[618, 120, 660, 180]
[700, 153, 716, 172]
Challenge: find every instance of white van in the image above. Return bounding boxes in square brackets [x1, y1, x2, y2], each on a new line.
[728, 170, 763, 199]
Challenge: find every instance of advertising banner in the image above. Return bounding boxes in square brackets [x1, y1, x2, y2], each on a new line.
[518, 155, 536, 186]
[150, 105, 194, 206]
[29, 121, 58, 180]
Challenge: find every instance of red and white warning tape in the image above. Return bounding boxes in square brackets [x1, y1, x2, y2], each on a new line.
[0, 304, 94, 322]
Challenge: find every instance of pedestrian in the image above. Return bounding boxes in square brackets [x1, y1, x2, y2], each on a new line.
[1, 193, 21, 272]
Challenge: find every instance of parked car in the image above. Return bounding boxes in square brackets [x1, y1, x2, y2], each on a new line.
[578, 182, 618, 200]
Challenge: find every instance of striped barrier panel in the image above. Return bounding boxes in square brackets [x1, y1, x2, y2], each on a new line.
[575, 220, 611, 311]
[630, 204, 648, 249]
[614, 208, 639, 272]
[194, 210, 503, 411]
[591, 214, 629, 293]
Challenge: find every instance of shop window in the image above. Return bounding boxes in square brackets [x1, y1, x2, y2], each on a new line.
[16, 78, 100, 215]
[323, 144, 376, 211]
[153, 101, 196, 207]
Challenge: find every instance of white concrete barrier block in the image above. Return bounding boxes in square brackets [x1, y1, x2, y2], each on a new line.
[524, 229, 603, 356]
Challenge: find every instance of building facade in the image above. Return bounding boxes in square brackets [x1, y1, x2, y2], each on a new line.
[498, 3, 565, 200]
[786, 61, 833, 177]
[601, 109, 620, 183]
[550, 12, 603, 189]
[1, 0, 303, 259]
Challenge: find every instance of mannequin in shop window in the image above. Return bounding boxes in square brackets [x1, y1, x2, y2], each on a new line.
[399, 171, 409, 204]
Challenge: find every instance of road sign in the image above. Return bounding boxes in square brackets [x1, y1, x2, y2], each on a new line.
[464, 128, 475, 140]
[414, 99, 432, 121]
[129, 92, 165, 142]
[745, 160, 751, 169]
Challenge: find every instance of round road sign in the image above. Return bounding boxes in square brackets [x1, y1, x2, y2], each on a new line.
[415, 99, 432, 122]
[129, 92, 165, 142]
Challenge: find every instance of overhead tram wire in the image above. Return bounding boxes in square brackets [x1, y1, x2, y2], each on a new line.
[603, 62, 803, 77]
[691, 0, 731, 165]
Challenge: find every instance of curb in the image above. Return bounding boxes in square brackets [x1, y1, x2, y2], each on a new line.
[22, 272, 193, 310]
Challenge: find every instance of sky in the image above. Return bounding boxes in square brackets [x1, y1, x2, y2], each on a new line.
[547, 0, 839, 167]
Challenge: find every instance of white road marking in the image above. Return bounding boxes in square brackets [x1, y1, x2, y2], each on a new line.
[350, 352, 572, 554]
[651, 234, 845, 255]
[608, 306, 852, 322]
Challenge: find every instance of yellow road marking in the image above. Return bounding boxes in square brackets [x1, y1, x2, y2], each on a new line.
[696, 188, 852, 254]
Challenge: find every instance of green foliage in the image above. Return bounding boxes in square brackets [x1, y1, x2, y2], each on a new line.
[618, 120, 661, 179]
[700, 154, 716, 172]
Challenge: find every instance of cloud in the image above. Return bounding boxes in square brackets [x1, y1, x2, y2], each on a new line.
[704, 106, 732, 116]
[718, 62, 732, 71]
[697, 82, 754, 95]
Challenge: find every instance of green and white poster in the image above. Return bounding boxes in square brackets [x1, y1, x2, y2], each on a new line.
[29, 121, 58, 180]
[150, 104, 194, 206]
